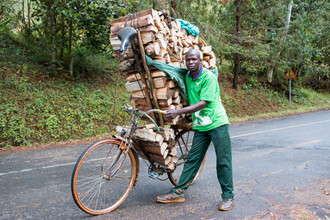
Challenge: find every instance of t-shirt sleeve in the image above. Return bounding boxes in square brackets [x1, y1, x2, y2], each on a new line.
[200, 74, 217, 102]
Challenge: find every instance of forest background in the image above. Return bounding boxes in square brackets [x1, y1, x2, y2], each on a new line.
[0, 0, 329, 148]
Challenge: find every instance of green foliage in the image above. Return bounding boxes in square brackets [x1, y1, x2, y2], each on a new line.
[0, 62, 130, 147]
[242, 76, 262, 90]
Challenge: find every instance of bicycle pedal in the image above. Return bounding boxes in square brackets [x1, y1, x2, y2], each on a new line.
[148, 172, 158, 179]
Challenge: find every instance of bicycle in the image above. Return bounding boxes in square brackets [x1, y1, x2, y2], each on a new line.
[71, 105, 205, 215]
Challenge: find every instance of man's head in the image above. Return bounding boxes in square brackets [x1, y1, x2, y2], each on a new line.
[185, 49, 202, 73]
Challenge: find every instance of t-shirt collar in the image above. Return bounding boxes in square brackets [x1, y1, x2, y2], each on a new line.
[187, 65, 203, 81]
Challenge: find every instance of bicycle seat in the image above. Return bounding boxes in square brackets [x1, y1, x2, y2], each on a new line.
[117, 27, 137, 53]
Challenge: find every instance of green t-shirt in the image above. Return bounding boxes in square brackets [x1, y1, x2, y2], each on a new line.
[185, 67, 229, 131]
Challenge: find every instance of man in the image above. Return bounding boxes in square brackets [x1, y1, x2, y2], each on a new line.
[156, 49, 235, 211]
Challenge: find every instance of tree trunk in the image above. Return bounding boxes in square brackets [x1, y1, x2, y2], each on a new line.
[65, 19, 73, 68]
[22, 0, 25, 24]
[59, 15, 65, 60]
[233, 0, 241, 90]
[27, 0, 31, 40]
[47, 0, 58, 65]
[266, 0, 293, 83]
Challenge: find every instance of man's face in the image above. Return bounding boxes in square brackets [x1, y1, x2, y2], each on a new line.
[185, 52, 202, 72]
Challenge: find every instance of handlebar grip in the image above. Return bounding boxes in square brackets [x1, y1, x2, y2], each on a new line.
[156, 110, 166, 114]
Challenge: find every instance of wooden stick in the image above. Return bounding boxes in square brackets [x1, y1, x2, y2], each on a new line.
[131, 42, 156, 121]
[137, 30, 164, 127]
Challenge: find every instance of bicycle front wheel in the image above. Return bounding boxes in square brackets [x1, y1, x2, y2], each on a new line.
[71, 139, 137, 215]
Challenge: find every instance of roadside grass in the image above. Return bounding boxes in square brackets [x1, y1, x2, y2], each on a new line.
[0, 55, 132, 148]
[223, 80, 330, 123]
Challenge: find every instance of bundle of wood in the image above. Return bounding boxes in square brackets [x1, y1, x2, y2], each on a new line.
[111, 9, 217, 168]
[110, 9, 217, 126]
[116, 124, 178, 169]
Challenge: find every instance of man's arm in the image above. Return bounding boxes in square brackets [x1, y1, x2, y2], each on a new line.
[164, 100, 207, 120]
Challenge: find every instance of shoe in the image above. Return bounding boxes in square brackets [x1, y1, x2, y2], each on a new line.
[219, 198, 235, 211]
[156, 192, 185, 203]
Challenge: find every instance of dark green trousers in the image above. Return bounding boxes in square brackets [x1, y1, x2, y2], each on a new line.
[171, 124, 234, 199]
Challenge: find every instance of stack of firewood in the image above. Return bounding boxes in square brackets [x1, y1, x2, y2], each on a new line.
[111, 9, 217, 168]
[110, 9, 217, 125]
[116, 124, 178, 169]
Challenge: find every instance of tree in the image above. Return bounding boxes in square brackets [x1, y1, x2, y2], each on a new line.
[233, 0, 241, 89]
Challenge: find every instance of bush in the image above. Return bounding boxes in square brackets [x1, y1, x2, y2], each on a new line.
[302, 63, 330, 91]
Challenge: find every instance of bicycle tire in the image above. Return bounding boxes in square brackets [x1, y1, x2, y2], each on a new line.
[71, 139, 137, 215]
[168, 130, 205, 186]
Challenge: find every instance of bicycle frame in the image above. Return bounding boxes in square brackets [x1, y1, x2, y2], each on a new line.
[115, 105, 174, 178]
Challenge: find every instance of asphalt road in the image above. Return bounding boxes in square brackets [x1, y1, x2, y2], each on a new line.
[1, 110, 329, 219]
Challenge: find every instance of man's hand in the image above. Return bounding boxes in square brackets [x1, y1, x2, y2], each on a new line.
[165, 109, 180, 120]
[164, 100, 207, 120]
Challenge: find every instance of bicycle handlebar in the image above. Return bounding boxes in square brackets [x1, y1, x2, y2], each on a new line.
[123, 105, 166, 132]
[124, 105, 166, 115]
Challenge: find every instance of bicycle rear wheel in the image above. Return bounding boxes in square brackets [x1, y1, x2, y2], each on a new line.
[168, 130, 205, 186]
[71, 139, 137, 215]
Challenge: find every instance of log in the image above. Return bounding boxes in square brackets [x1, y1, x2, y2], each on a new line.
[153, 48, 167, 59]
[172, 95, 181, 104]
[151, 70, 167, 78]
[153, 77, 167, 88]
[136, 105, 151, 111]
[126, 73, 144, 82]
[140, 31, 155, 44]
[203, 55, 211, 61]
[174, 103, 183, 109]
[202, 46, 213, 55]
[130, 97, 147, 106]
[192, 36, 199, 45]
[119, 58, 135, 73]
[144, 124, 155, 129]
[208, 59, 216, 69]
[182, 47, 190, 55]
[117, 46, 134, 59]
[158, 97, 172, 107]
[156, 39, 167, 49]
[155, 32, 165, 40]
[149, 153, 171, 165]
[160, 105, 175, 111]
[165, 80, 176, 88]
[132, 90, 146, 98]
[133, 128, 164, 143]
[168, 147, 177, 156]
[111, 14, 155, 35]
[110, 9, 156, 25]
[125, 80, 145, 92]
[165, 138, 175, 149]
[156, 87, 171, 99]
[138, 25, 159, 33]
[164, 115, 180, 124]
[109, 37, 121, 50]
[172, 88, 180, 98]
[163, 127, 175, 141]
[140, 142, 168, 155]
[145, 42, 160, 57]
[202, 61, 209, 69]
[164, 53, 171, 63]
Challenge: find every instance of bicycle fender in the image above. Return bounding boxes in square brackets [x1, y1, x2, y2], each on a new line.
[112, 135, 129, 150]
